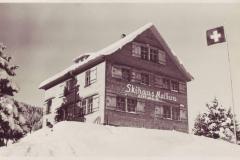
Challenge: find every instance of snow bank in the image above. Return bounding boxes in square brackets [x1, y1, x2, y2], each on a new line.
[0, 121, 240, 159]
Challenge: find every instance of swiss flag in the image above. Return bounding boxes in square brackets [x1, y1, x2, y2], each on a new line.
[206, 26, 226, 46]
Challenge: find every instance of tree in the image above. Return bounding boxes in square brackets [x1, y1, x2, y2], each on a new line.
[193, 98, 240, 143]
[0, 43, 43, 147]
[0, 42, 22, 146]
[55, 77, 84, 123]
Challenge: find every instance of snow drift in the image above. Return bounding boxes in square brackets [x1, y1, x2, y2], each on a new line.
[0, 121, 240, 159]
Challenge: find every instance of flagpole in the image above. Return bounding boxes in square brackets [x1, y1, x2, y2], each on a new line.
[225, 30, 237, 144]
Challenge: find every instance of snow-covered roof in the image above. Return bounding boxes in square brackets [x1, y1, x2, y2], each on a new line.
[39, 23, 193, 89]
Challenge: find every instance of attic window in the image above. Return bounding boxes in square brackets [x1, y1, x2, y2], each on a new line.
[132, 42, 166, 65]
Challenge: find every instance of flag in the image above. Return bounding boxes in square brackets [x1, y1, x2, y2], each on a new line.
[206, 26, 226, 46]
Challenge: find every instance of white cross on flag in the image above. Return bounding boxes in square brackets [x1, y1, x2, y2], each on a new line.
[206, 26, 226, 46]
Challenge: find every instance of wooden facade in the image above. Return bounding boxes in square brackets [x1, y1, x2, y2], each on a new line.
[40, 23, 193, 133]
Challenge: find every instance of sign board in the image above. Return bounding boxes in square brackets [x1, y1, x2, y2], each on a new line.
[125, 84, 177, 102]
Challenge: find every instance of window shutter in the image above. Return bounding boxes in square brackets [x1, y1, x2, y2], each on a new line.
[57, 83, 64, 97]
[180, 109, 187, 120]
[131, 69, 141, 83]
[155, 75, 164, 88]
[149, 74, 155, 86]
[106, 95, 116, 109]
[112, 66, 122, 79]
[90, 67, 97, 81]
[136, 101, 145, 112]
[154, 106, 163, 118]
[158, 50, 166, 65]
[132, 42, 141, 58]
[179, 82, 186, 93]
[93, 95, 99, 111]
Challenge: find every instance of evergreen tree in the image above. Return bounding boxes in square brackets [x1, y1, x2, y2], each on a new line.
[193, 98, 240, 143]
[0, 42, 22, 146]
[0, 43, 43, 147]
[55, 77, 84, 123]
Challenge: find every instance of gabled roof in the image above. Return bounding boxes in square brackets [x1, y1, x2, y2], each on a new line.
[39, 23, 193, 90]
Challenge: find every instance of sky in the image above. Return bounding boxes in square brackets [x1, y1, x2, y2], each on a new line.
[0, 3, 239, 129]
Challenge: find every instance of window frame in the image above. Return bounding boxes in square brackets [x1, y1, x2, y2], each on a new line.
[140, 45, 149, 61]
[150, 47, 159, 63]
[141, 73, 150, 85]
[85, 67, 97, 87]
[87, 96, 93, 114]
[162, 78, 170, 90]
[132, 42, 166, 65]
[163, 105, 171, 119]
[122, 68, 131, 82]
[172, 107, 180, 121]
[127, 98, 137, 113]
[171, 80, 179, 92]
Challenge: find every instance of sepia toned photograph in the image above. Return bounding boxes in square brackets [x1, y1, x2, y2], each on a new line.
[0, 1, 240, 159]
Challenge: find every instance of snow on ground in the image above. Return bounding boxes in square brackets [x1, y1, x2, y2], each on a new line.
[0, 121, 240, 160]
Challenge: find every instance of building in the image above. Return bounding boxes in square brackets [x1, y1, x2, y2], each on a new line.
[39, 23, 193, 133]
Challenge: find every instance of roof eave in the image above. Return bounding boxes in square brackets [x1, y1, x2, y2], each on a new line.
[39, 55, 105, 90]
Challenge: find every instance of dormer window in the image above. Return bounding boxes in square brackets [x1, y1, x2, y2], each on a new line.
[73, 54, 90, 63]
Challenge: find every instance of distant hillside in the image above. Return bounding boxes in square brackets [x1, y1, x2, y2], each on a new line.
[16, 101, 43, 132]
[0, 121, 240, 159]
[0, 96, 43, 146]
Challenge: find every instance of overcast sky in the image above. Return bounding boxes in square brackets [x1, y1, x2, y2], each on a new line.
[0, 3, 239, 129]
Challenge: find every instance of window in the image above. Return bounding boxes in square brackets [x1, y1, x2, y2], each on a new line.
[116, 96, 126, 111]
[127, 98, 137, 112]
[132, 42, 166, 65]
[163, 79, 170, 90]
[85, 70, 91, 86]
[163, 106, 171, 119]
[131, 70, 142, 83]
[150, 48, 158, 63]
[172, 107, 180, 120]
[141, 73, 149, 85]
[85, 67, 97, 87]
[46, 99, 52, 114]
[122, 68, 131, 81]
[112, 66, 131, 81]
[171, 81, 179, 92]
[179, 82, 186, 93]
[141, 46, 149, 60]
[87, 97, 93, 114]
[82, 95, 99, 115]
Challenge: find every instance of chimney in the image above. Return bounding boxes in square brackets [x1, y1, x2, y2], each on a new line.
[121, 34, 126, 38]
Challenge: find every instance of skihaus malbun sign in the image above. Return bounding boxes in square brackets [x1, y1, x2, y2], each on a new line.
[125, 84, 177, 102]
